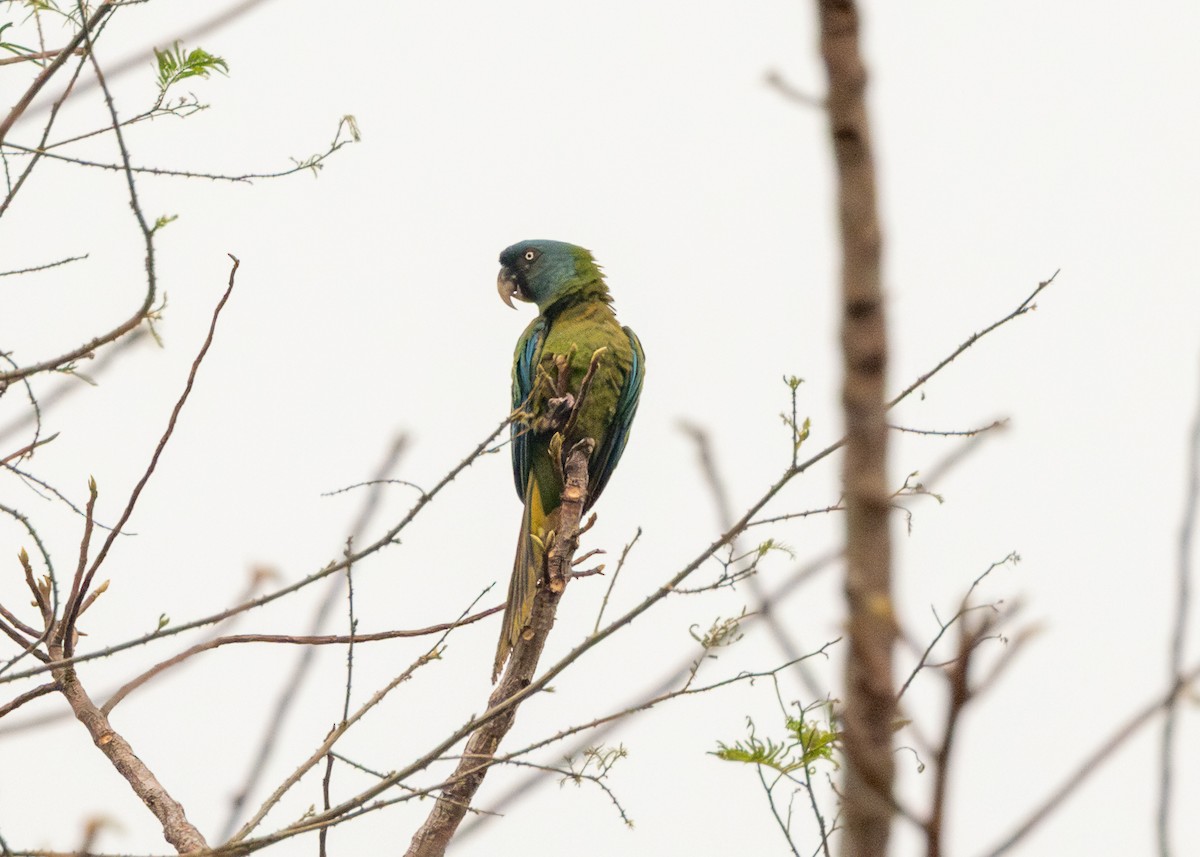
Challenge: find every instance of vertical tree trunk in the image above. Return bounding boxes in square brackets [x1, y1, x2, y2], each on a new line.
[814, 2, 895, 856]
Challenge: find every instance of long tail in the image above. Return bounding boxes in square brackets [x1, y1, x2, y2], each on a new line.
[493, 473, 547, 681]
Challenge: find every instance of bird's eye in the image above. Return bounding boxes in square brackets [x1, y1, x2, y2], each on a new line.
[524, 250, 537, 262]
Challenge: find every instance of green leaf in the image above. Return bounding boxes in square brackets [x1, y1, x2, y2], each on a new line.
[711, 715, 840, 775]
[153, 42, 229, 96]
[786, 717, 838, 767]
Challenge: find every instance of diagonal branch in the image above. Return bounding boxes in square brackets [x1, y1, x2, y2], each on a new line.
[206, 271, 1050, 855]
[0, 8, 155, 387]
[1157, 350, 1200, 856]
[61, 256, 240, 655]
[980, 657, 1200, 857]
[49, 640, 207, 853]
[102, 604, 502, 715]
[0, 2, 115, 146]
[404, 439, 595, 857]
[218, 432, 409, 841]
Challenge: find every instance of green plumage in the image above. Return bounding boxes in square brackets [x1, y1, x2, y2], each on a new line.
[494, 240, 645, 680]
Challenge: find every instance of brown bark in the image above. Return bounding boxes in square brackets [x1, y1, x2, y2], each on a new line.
[49, 647, 208, 853]
[405, 439, 594, 857]
[815, 2, 895, 856]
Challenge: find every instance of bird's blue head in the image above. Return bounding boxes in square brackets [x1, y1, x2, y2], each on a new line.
[497, 239, 606, 314]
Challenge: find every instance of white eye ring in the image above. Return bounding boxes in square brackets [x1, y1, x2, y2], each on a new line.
[524, 250, 536, 261]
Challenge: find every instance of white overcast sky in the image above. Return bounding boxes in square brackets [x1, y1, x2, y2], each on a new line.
[3, 2, 1200, 856]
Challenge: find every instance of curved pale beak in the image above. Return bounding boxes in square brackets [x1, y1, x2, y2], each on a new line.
[497, 266, 520, 309]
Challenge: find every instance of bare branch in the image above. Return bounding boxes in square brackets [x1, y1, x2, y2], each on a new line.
[11, 0, 277, 126]
[888, 419, 1008, 438]
[1, 116, 357, 184]
[897, 553, 1018, 700]
[0, 255, 88, 277]
[0, 416, 508, 686]
[680, 419, 823, 697]
[229, 627, 453, 844]
[218, 431, 409, 840]
[765, 68, 826, 109]
[101, 603, 502, 715]
[0, 12, 157, 388]
[0, 433, 59, 467]
[404, 438, 595, 857]
[592, 527, 640, 633]
[0, 331, 148, 449]
[0, 681, 56, 720]
[49, 642, 206, 852]
[461, 377, 1013, 836]
[64, 256, 240, 656]
[887, 272, 1057, 410]
[0, 2, 115, 146]
[0, 48, 85, 68]
[980, 658, 1200, 857]
[923, 603, 1029, 857]
[1157, 350, 1200, 856]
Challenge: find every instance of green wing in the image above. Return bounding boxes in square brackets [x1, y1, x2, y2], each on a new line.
[586, 326, 645, 509]
[510, 317, 546, 499]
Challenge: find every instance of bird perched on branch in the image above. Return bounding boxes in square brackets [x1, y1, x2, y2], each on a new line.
[494, 239, 645, 680]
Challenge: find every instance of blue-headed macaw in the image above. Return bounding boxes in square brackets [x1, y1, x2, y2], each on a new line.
[494, 239, 645, 679]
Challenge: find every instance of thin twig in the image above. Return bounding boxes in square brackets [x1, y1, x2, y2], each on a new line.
[0, 255, 88, 277]
[924, 607, 1004, 857]
[0, 48, 85, 67]
[458, 640, 840, 842]
[13, 0, 278, 124]
[889, 419, 1008, 438]
[1, 128, 355, 184]
[0, 600, 40, 640]
[758, 765, 804, 857]
[765, 68, 826, 108]
[1, 433, 60, 466]
[746, 503, 844, 530]
[461, 355, 1016, 837]
[980, 658, 1200, 857]
[230, 587, 494, 845]
[897, 553, 1018, 700]
[680, 420, 822, 698]
[0, 2, 115, 146]
[1157, 350, 1200, 856]
[218, 432, 408, 840]
[60, 480, 99, 655]
[1, 418, 506, 686]
[0, 28, 95, 221]
[0, 331, 148, 449]
[593, 527, 640, 633]
[64, 255, 240, 654]
[887, 273, 1057, 410]
[0, 681, 56, 719]
[0, 10, 157, 388]
[100, 604, 501, 715]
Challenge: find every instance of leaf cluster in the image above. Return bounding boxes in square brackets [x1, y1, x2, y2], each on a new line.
[712, 715, 839, 776]
[153, 41, 228, 97]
